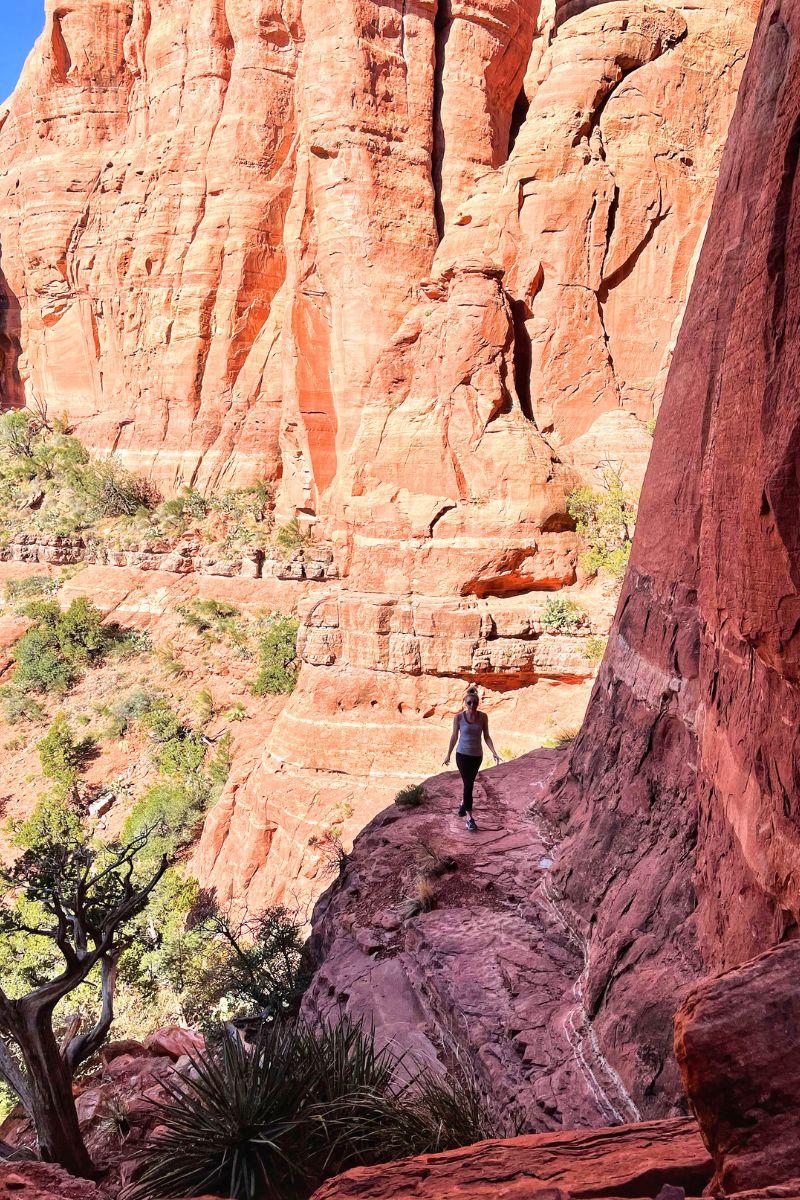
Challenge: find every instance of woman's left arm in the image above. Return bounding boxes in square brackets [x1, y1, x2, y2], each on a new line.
[483, 714, 501, 766]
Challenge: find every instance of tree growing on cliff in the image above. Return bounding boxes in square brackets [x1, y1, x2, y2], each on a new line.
[0, 810, 167, 1178]
[567, 463, 638, 581]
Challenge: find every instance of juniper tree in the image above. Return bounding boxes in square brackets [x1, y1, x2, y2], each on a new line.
[0, 826, 167, 1177]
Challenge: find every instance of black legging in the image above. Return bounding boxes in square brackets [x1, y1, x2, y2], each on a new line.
[456, 752, 482, 812]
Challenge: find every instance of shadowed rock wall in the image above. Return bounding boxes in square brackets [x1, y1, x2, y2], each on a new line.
[549, 0, 800, 1117]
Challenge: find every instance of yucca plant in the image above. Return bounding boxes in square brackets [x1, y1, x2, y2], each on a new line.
[126, 1024, 311, 1200]
[127, 1017, 501, 1200]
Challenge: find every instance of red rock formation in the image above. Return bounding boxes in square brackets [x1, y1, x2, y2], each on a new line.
[0, 0, 758, 990]
[545, 0, 800, 1130]
[675, 942, 800, 1194]
[196, 0, 757, 912]
[310, 1117, 713, 1200]
[0, 1164, 104, 1200]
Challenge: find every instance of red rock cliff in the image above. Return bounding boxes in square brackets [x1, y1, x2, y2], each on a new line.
[547, 0, 800, 1123]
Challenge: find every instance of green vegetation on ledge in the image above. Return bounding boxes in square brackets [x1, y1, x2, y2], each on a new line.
[567, 464, 638, 581]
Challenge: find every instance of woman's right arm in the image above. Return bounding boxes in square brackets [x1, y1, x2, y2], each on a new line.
[443, 716, 459, 766]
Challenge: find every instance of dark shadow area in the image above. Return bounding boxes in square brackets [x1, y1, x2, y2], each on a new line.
[432, 1, 451, 240]
[507, 86, 530, 157]
[0, 246, 24, 410]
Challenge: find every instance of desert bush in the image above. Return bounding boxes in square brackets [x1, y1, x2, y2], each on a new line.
[122, 778, 210, 859]
[541, 596, 584, 634]
[193, 904, 308, 1026]
[10, 597, 118, 695]
[128, 1016, 498, 1200]
[308, 829, 350, 879]
[394, 783, 424, 808]
[179, 598, 243, 645]
[582, 635, 608, 666]
[79, 456, 157, 517]
[252, 616, 300, 697]
[193, 688, 216, 727]
[4, 575, 59, 607]
[544, 726, 581, 750]
[0, 687, 45, 724]
[566, 465, 638, 581]
[38, 714, 93, 791]
[274, 517, 308, 557]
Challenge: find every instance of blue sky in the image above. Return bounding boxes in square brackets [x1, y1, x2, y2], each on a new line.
[1, 2, 45, 102]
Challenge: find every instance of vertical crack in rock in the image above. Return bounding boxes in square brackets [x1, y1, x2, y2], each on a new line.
[432, 0, 451, 240]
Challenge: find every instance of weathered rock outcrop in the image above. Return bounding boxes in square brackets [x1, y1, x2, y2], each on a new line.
[311, 1118, 713, 1200]
[543, 0, 800, 1131]
[675, 941, 800, 1195]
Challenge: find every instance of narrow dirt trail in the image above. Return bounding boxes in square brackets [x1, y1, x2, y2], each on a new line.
[304, 750, 640, 1133]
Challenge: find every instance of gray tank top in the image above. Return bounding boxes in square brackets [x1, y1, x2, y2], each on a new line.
[457, 711, 484, 756]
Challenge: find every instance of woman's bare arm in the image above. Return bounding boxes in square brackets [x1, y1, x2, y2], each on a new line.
[443, 715, 459, 766]
[483, 714, 501, 765]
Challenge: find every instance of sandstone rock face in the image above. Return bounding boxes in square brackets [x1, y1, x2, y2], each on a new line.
[675, 942, 800, 1194]
[310, 1117, 712, 1200]
[0, 0, 758, 1123]
[196, 0, 757, 915]
[545, 0, 800, 1132]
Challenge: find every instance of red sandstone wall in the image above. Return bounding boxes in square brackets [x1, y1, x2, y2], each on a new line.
[550, 0, 800, 1116]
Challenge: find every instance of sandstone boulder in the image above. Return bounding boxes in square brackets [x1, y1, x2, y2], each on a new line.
[675, 942, 800, 1193]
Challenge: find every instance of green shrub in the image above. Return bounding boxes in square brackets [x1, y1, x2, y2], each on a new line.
[38, 714, 92, 790]
[122, 779, 210, 858]
[582, 635, 608, 666]
[11, 597, 117, 694]
[252, 616, 300, 697]
[566, 465, 638, 582]
[157, 733, 206, 779]
[128, 1016, 498, 1200]
[274, 518, 308, 557]
[4, 575, 59, 607]
[141, 697, 183, 743]
[541, 596, 584, 634]
[394, 783, 424, 808]
[179, 598, 241, 638]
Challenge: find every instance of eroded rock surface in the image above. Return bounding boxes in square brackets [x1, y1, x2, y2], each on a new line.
[304, 751, 670, 1129]
[0, 0, 757, 925]
[675, 942, 800, 1194]
[310, 1117, 712, 1200]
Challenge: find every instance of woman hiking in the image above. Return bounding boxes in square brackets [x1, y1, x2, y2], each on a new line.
[443, 687, 501, 831]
